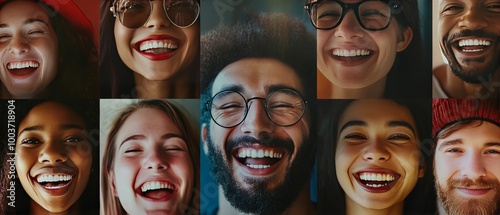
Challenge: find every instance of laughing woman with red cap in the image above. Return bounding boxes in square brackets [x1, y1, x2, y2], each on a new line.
[0, 0, 98, 99]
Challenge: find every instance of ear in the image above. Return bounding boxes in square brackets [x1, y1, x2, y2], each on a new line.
[396, 26, 413, 52]
[202, 123, 209, 155]
[110, 170, 118, 197]
[418, 161, 426, 178]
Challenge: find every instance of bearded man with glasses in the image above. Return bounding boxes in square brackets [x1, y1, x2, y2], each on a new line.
[200, 13, 317, 215]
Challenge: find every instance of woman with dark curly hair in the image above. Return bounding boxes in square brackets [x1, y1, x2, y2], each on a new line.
[0, 0, 98, 99]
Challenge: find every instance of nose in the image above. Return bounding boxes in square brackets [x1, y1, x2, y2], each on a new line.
[144, 148, 168, 171]
[8, 35, 30, 55]
[363, 138, 391, 162]
[334, 10, 364, 39]
[459, 152, 486, 180]
[38, 141, 68, 164]
[457, 7, 488, 30]
[240, 99, 275, 137]
[144, 1, 171, 28]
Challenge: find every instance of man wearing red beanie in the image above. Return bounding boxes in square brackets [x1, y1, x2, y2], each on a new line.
[433, 99, 500, 215]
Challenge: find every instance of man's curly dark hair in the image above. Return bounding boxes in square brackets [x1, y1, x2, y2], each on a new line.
[200, 13, 316, 125]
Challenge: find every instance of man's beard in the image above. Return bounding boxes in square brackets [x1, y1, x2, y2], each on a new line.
[443, 29, 499, 84]
[206, 132, 315, 215]
[435, 172, 500, 215]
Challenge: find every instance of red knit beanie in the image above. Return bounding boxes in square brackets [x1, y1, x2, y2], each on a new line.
[433, 99, 500, 138]
[0, 0, 93, 35]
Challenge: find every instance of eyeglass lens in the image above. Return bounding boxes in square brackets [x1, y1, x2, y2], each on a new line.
[115, 0, 199, 29]
[312, 1, 392, 30]
[209, 89, 306, 128]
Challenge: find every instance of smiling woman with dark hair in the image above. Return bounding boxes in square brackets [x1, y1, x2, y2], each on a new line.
[0, 0, 98, 99]
[317, 99, 436, 215]
[2, 100, 99, 214]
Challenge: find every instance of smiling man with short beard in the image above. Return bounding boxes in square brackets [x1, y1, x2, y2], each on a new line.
[433, 0, 500, 99]
[200, 13, 317, 215]
[433, 99, 500, 215]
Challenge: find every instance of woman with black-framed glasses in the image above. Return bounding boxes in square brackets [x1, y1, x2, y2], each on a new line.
[100, 0, 200, 98]
[305, 0, 431, 99]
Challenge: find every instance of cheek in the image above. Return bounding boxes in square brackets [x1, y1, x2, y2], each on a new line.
[15, 149, 36, 175]
[114, 22, 134, 53]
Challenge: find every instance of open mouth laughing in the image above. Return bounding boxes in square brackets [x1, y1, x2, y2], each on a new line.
[137, 181, 177, 201]
[34, 173, 74, 196]
[456, 38, 492, 53]
[354, 171, 401, 193]
[232, 146, 288, 175]
[134, 35, 180, 61]
[331, 48, 374, 64]
[6, 60, 39, 78]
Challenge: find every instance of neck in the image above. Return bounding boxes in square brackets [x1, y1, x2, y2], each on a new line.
[441, 65, 500, 99]
[436, 199, 447, 215]
[30, 200, 79, 215]
[133, 67, 199, 99]
[218, 184, 316, 215]
[345, 195, 403, 215]
[317, 71, 386, 99]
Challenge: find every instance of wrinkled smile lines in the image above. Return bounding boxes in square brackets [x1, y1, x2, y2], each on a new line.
[140, 180, 175, 193]
[7, 60, 39, 70]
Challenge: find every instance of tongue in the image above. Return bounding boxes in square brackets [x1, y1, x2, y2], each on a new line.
[9, 68, 36, 76]
[144, 48, 175, 54]
[43, 181, 67, 188]
[143, 190, 170, 199]
[244, 157, 279, 166]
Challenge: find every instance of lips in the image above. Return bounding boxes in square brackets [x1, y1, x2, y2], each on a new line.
[137, 180, 177, 201]
[134, 35, 180, 61]
[6, 60, 39, 78]
[456, 38, 492, 53]
[354, 169, 401, 193]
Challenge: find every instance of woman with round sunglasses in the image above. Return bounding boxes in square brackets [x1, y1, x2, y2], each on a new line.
[305, 0, 430, 99]
[100, 0, 200, 98]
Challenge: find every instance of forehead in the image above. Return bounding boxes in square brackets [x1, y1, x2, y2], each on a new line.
[20, 102, 84, 128]
[211, 58, 304, 96]
[0, 1, 49, 22]
[438, 121, 500, 145]
[340, 100, 415, 126]
[118, 108, 181, 134]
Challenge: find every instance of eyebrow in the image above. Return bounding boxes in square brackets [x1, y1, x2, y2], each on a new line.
[215, 84, 301, 96]
[338, 120, 416, 135]
[0, 18, 49, 29]
[438, 139, 463, 151]
[339, 120, 366, 134]
[18, 124, 85, 136]
[119, 133, 185, 149]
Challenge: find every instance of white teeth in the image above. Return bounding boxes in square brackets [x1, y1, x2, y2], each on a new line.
[139, 40, 178, 51]
[246, 164, 271, 169]
[458, 39, 491, 47]
[7, 61, 39, 70]
[359, 172, 395, 182]
[36, 174, 72, 183]
[332, 49, 371, 57]
[463, 49, 483, 53]
[140, 181, 174, 193]
[366, 183, 388, 188]
[237, 148, 283, 159]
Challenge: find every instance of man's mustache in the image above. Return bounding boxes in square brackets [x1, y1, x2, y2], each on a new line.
[447, 29, 498, 44]
[225, 136, 295, 159]
[449, 177, 500, 189]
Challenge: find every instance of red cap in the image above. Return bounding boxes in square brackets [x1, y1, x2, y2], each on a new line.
[0, 0, 93, 35]
[432, 99, 500, 138]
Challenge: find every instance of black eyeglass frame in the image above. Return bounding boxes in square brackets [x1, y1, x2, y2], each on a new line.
[110, 0, 200, 29]
[206, 89, 308, 128]
[304, 0, 401, 31]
